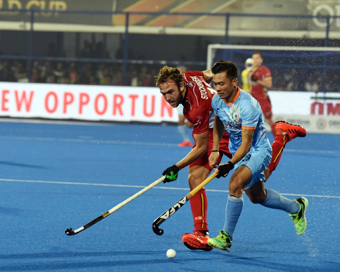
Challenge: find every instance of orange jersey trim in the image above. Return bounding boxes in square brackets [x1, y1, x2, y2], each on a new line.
[224, 87, 241, 105]
[242, 125, 256, 130]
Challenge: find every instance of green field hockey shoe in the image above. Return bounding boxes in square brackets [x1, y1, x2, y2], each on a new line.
[207, 230, 232, 252]
[289, 197, 308, 235]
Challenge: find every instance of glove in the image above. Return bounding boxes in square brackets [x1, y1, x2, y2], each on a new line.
[216, 161, 234, 178]
[162, 164, 180, 183]
[251, 74, 258, 82]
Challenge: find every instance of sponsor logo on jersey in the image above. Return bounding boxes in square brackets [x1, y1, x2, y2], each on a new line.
[190, 76, 208, 100]
[193, 115, 203, 126]
[228, 104, 241, 125]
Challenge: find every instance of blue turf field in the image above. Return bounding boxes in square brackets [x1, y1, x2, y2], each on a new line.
[0, 119, 339, 272]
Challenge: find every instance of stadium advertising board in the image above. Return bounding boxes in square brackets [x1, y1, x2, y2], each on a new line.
[270, 91, 340, 134]
[0, 84, 339, 133]
[0, 0, 114, 24]
[270, 91, 340, 116]
[0, 83, 177, 123]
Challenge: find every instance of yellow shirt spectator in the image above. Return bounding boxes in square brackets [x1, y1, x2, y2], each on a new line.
[241, 58, 253, 92]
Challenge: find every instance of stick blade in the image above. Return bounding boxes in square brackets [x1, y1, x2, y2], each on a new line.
[65, 228, 75, 236]
[152, 222, 164, 235]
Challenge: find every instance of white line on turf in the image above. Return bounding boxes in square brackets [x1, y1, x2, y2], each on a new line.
[0, 135, 339, 154]
[0, 178, 339, 199]
[0, 136, 178, 147]
[0, 118, 115, 127]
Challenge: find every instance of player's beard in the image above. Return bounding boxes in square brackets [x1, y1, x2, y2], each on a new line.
[168, 96, 182, 108]
[223, 87, 237, 103]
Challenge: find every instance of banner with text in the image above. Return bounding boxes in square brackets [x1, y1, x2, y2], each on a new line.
[1, 84, 340, 133]
[270, 91, 340, 134]
[0, 82, 178, 123]
[270, 91, 340, 116]
[0, 0, 114, 24]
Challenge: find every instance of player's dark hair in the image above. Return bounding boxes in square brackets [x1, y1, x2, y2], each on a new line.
[252, 51, 263, 59]
[156, 66, 184, 89]
[211, 60, 238, 80]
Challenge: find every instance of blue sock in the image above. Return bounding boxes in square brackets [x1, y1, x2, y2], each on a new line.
[223, 195, 243, 239]
[261, 189, 300, 214]
[178, 125, 190, 142]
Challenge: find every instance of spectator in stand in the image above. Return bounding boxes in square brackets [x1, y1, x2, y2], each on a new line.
[142, 73, 153, 86]
[304, 74, 319, 92]
[54, 62, 64, 83]
[31, 68, 40, 83]
[328, 72, 339, 92]
[99, 68, 110, 85]
[285, 69, 301, 91]
[50, 74, 56, 84]
[45, 64, 54, 83]
[113, 71, 123, 85]
[18, 72, 29, 83]
[68, 62, 78, 84]
[139, 65, 149, 85]
[103, 74, 112, 85]
[63, 73, 71, 84]
[96, 64, 105, 84]
[130, 69, 139, 86]
[88, 74, 97, 85]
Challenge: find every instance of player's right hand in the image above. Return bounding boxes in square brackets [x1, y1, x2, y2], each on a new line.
[216, 161, 234, 178]
[162, 164, 180, 183]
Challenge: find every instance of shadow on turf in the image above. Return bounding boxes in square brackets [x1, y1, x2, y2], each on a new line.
[0, 251, 337, 271]
[0, 207, 25, 215]
[0, 161, 47, 169]
[0, 251, 208, 271]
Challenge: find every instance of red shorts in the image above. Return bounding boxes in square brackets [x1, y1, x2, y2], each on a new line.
[258, 98, 273, 119]
[189, 130, 232, 171]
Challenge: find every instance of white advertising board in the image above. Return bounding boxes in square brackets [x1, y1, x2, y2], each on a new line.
[270, 91, 340, 134]
[0, 82, 178, 123]
[0, 83, 339, 134]
[269, 91, 340, 116]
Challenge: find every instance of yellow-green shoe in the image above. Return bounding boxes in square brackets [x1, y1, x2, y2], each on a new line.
[289, 197, 308, 235]
[207, 230, 232, 252]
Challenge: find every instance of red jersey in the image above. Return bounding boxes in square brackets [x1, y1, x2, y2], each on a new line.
[250, 65, 271, 101]
[181, 71, 232, 166]
[182, 71, 216, 134]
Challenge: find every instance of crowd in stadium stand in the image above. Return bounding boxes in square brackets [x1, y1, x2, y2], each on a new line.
[0, 59, 338, 92]
[0, 60, 158, 87]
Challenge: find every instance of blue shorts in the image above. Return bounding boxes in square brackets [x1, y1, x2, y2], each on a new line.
[234, 146, 272, 190]
[177, 104, 184, 115]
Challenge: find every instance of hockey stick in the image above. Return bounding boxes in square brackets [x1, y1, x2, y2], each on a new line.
[152, 172, 217, 235]
[65, 176, 165, 236]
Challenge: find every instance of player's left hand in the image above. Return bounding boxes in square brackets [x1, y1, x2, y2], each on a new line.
[251, 75, 258, 82]
[216, 161, 234, 178]
[162, 164, 180, 183]
[209, 151, 220, 169]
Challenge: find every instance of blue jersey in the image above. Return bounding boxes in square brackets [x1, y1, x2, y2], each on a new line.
[211, 88, 271, 154]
